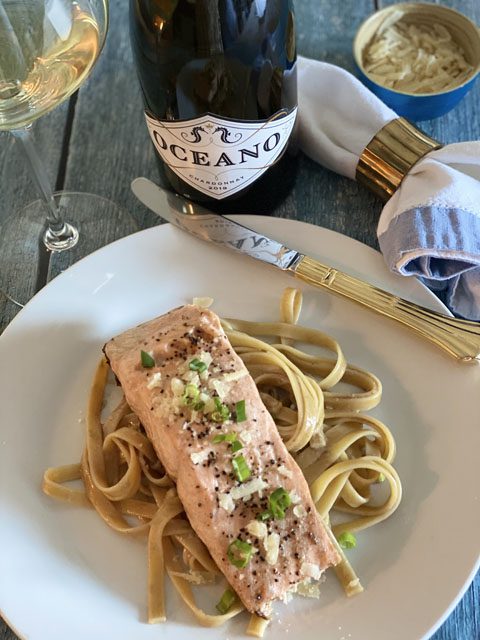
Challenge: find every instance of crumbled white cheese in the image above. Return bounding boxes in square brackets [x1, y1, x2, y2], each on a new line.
[190, 450, 209, 465]
[348, 577, 361, 591]
[211, 378, 228, 399]
[221, 370, 247, 383]
[239, 430, 252, 445]
[289, 490, 301, 504]
[246, 520, 268, 539]
[278, 464, 293, 479]
[231, 477, 268, 500]
[218, 493, 235, 512]
[147, 372, 162, 389]
[293, 504, 307, 518]
[198, 351, 213, 368]
[306, 415, 319, 430]
[211, 370, 247, 400]
[310, 431, 325, 450]
[296, 579, 321, 599]
[282, 589, 295, 604]
[192, 296, 214, 308]
[300, 562, 322, 580]
[168, 570, 215, 585]
[264, 532, 280, 565]
[171, 378, 185, 397]
[203, 396, 216, 413]
[184, 370, 200, 385]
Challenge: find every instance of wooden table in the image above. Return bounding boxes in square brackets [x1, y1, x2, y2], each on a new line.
[1, 0, 478, 638]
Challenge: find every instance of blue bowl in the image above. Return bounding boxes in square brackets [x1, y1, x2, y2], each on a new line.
[353, 3, 480, 122]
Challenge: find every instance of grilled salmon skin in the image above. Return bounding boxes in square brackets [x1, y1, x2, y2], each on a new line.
[104, 304, 339, 617]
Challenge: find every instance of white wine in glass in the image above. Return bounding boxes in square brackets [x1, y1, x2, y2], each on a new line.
[0, 0, 136, 305]
[0, 1, 101, 129]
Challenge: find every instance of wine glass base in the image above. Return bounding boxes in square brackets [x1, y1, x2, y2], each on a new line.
[43, 221, 79, 252]
[0, 192, 139, 308]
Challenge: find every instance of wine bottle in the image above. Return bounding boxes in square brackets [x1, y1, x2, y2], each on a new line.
[130, 0, 297, 214]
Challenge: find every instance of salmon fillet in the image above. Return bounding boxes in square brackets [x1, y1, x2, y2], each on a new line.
[104, 304, 339, 617]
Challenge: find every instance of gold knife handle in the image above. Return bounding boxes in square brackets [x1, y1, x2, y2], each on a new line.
[293, 255, 480, 364]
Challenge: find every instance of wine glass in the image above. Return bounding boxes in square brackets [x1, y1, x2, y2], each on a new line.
[0, 0, 136, 306]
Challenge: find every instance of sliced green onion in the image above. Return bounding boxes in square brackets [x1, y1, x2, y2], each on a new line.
[211, 397, 231, 422]
[232, 455, 251, 483]
[378, 473, 385, 483]
[212, 432, 243, 453]
[235, 399, 247, 423]
[193, 400, 205, 411]
[231, 439, 243, 453]
[269, 487, 291, 519]
[213, 432, 237, 444]
[256, 510, 272, 522]
[182, 383, 199, 406]
[189, 358, 207, 373]
[337, 531, 357, 549]
[140, 350, 155, 368]
[215, 588, 237, 614]
[227, 539, 253, 568]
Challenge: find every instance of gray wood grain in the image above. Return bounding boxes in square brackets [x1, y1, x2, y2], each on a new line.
[0, 102, 68, 327]
[0, 620, 16, 640]
[1, 0, 479, 638]
[374, 4, 480, 638]
[282, 0, 385, 249]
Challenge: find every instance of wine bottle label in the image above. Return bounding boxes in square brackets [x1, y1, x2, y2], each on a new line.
[145, 108, 297, 200]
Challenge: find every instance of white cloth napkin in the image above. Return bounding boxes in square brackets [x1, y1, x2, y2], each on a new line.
[297, 56, 480, 321]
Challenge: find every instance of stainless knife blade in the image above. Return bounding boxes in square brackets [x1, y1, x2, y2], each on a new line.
[131, 177, 480, 363]
[131, 177, 302, 270]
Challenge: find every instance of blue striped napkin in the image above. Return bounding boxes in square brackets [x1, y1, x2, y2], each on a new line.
[298, 57, 480, 321]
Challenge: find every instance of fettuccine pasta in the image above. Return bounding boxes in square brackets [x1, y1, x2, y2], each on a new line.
[43, 288, 402, 636]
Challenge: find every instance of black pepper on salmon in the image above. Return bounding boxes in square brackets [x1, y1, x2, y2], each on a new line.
[104, 304, 340, 617]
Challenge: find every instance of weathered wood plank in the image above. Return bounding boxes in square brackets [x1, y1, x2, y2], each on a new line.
[373, 4, 480, 639]
[0, 102, 68, 329]
[0, 619, 16, 640]
[281, 0, 384, 249]
[53, 0, 158, 218]
[46, 0, 157, 280]
[0, 621, 16, 640]
[1, 0, 479, 639]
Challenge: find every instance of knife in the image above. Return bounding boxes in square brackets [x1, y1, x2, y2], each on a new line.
[132, 177, 480, 364]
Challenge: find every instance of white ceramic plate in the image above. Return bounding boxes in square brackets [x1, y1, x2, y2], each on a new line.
[1, 217, 479, 640]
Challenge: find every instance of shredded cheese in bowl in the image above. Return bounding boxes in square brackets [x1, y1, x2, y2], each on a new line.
[362, 10, 474, 94]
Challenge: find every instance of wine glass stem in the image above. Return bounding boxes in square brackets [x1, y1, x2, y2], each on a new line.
[11, 125, 79, 251]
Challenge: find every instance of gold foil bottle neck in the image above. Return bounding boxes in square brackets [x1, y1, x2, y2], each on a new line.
[356, 117, 443, 201]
